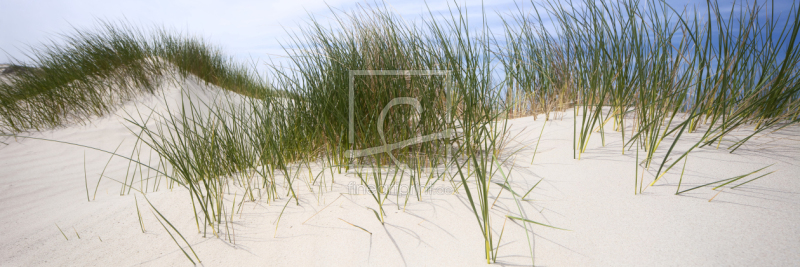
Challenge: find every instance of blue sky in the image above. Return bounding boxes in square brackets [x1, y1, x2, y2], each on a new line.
[0, 0, 515, 66]
[1, 0, 794, 74]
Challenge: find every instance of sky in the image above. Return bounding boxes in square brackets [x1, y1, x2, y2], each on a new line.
[0, 0, 794, 74]
[0, 0, 517, 69]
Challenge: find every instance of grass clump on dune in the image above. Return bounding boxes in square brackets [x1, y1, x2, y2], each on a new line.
[0, 21, 273, 133]
[125, 3, 524, 263]
[500, 0, 800, 191]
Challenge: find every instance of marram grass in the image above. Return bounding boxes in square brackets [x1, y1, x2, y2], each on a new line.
[0, 21, 275, 133]
[2, 0, 798, 265]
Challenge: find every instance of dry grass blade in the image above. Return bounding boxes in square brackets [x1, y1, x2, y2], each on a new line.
[144, 196, 200, 263]
[506, 215, 569, 231]
[151, 211, 195, 265]
[521, 178, 542, 200]
[338, 218, 372, 235]
[134, 194, 146, 233]
[55, 223, 68, 241]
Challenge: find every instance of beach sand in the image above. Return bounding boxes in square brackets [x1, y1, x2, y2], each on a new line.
[1, 76, 798, 266]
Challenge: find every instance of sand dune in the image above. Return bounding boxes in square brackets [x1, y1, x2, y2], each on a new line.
[1, 74, 798, 266]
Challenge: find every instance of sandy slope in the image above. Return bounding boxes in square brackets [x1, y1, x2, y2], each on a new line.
[0, 77, 798, 266]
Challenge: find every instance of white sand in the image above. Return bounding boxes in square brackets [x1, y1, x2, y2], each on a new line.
[1, 76, 798, 266]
